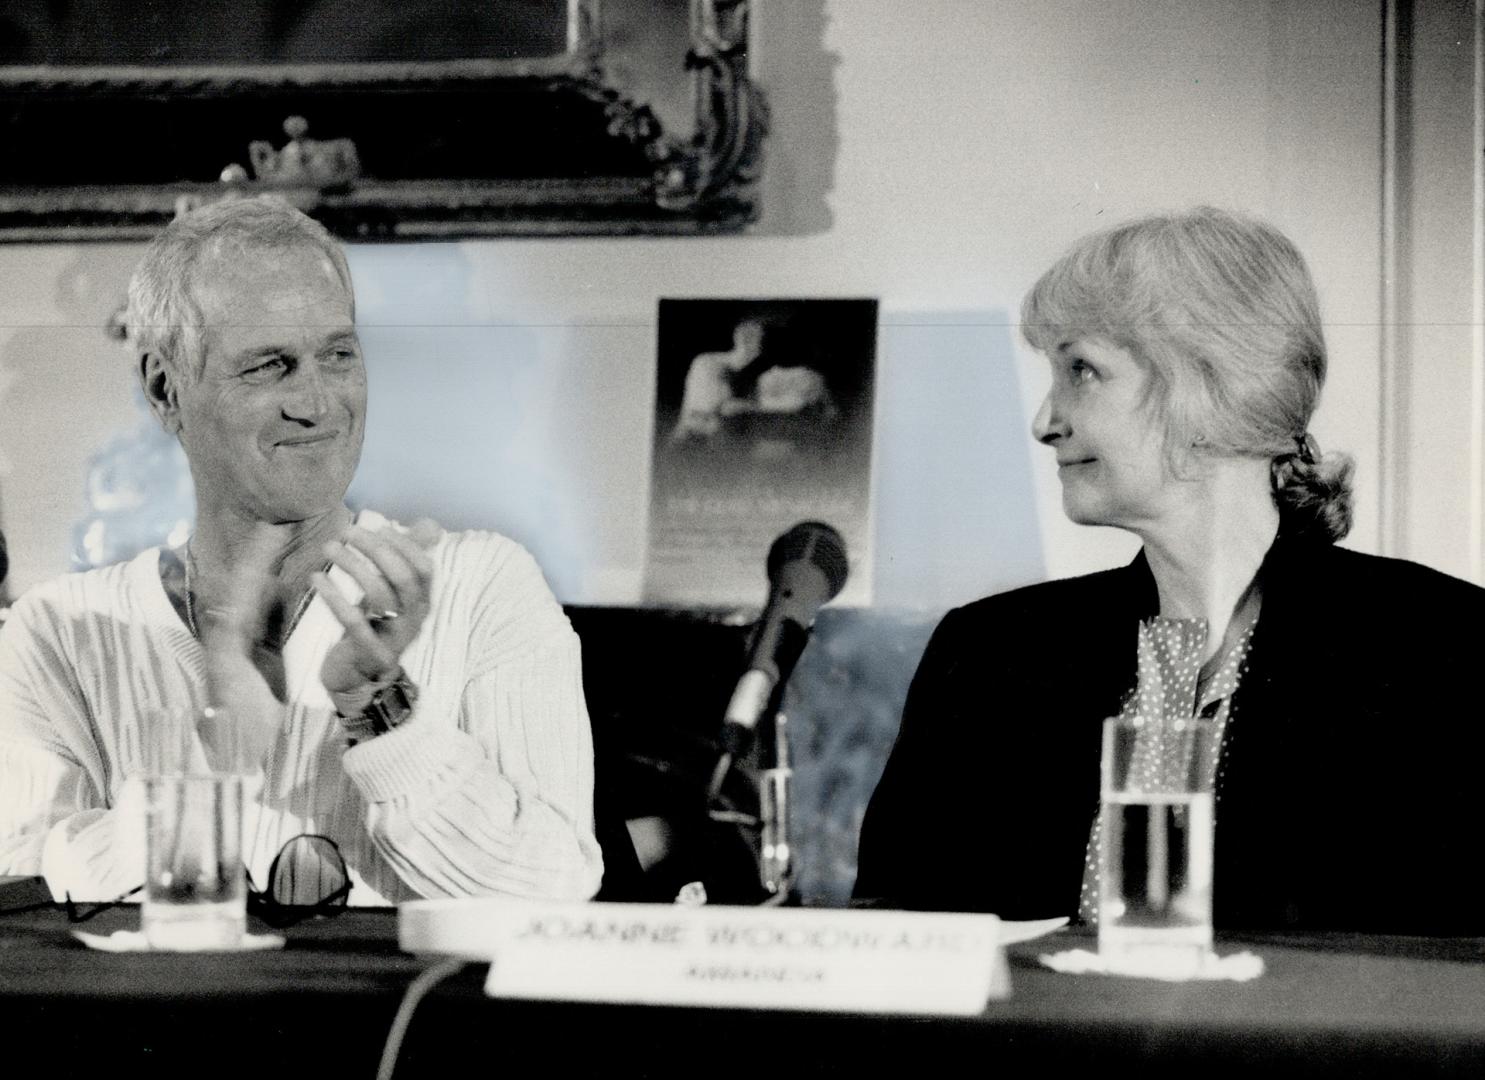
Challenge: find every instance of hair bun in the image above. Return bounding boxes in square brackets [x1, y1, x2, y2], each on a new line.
[1272, 447, 1354, 542]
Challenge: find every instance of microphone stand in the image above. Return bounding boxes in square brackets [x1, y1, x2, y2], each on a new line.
[705, 709, 797, 906]
[756, 710, 795, 905]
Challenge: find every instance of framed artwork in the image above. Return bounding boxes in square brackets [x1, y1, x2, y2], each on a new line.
[0, 0, 765, 240]
[646, 298, 879, 608]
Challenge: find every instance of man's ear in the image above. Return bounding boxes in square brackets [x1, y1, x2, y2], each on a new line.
[140, 353, 183, 435]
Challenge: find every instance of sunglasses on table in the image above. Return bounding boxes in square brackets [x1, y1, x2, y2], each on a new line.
[247, 833, 353, 928]
[6, 834, 354, 927]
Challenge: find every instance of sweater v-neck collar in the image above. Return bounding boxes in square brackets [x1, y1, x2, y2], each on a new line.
[144, 509, 377, 664]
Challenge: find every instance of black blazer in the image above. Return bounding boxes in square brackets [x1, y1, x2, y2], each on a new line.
[854, 533, 1485, 935]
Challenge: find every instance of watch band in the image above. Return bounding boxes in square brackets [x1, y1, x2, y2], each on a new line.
[341, 671, 419, 743]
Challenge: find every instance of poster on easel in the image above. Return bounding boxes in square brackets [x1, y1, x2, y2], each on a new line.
[644, 298, 878, 608]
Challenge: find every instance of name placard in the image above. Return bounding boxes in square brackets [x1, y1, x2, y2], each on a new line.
[400, 899, 1007, 1015]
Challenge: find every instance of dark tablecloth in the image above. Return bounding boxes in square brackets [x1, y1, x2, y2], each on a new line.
[2, 892, 1482, 1079]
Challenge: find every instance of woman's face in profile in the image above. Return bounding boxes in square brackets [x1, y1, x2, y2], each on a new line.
[1031, 337, 1173, 531]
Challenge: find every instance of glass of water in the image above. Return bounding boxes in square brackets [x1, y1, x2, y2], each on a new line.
[140, 707, 247, 950]
[1097, 715, 1221, 965]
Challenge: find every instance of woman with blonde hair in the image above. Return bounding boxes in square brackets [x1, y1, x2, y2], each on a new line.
[854, 207, 1485, 935]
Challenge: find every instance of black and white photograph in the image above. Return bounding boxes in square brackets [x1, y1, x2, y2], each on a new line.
[646, 297, 876, 607]
[1, 0, 1483, 1075]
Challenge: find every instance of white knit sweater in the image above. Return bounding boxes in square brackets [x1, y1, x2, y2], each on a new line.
[0, 512, 603, 905]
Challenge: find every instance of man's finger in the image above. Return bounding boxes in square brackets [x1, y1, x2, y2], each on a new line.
[338, 529, 428, 612]
[408, 518, 443, 551]
[312, 571, 399, 675]
[322, 536, 400, 616]
[375, 523, 438, 579]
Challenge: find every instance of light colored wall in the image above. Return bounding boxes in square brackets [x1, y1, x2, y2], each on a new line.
[777, 0, 1388, 583]
[4, 0, 1471, 614]
[1391, 1, 1485, 582]
[0, 244, 144, 594]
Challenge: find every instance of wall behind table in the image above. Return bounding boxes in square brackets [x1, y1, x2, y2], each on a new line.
[0, 1, 1427, 902]
[0, 1, 1394, 599]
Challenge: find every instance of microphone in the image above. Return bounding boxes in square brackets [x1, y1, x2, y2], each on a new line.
[720, 522, 849, 757]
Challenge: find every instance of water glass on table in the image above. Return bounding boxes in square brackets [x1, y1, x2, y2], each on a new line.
[139, 706, 247, 951]
[1097, 715, 1220, 965]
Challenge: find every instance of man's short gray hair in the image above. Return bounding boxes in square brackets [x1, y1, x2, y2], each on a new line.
[126, 196, 353, 383]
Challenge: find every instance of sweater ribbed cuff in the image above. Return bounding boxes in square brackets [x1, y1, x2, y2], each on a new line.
[340, 722, 478, 804]
[39, 783, 147, 903]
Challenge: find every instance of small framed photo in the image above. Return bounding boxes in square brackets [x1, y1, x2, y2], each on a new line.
[646, 298, 879, 607]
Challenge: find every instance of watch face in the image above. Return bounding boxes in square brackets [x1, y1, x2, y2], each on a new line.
[370, 676, 417, 732]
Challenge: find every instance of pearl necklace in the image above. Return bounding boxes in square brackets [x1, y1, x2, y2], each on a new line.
[182, 545, 320, 649]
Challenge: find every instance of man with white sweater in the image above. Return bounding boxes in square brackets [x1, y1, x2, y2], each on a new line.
[0, 196, 603, 905]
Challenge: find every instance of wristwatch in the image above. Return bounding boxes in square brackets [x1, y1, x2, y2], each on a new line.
[340, 671, 419, 744]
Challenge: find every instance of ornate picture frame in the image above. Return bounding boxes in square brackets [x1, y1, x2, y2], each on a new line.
[0, 0, 765, 240]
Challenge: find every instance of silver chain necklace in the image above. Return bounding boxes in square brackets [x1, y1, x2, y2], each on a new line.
[182, 544, 319, 648]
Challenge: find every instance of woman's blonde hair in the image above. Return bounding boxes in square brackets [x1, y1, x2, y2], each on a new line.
[1021, 205, 1353, 541]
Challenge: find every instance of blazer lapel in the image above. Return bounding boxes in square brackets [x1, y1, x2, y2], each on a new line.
[1211, 532, 1336, 928]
